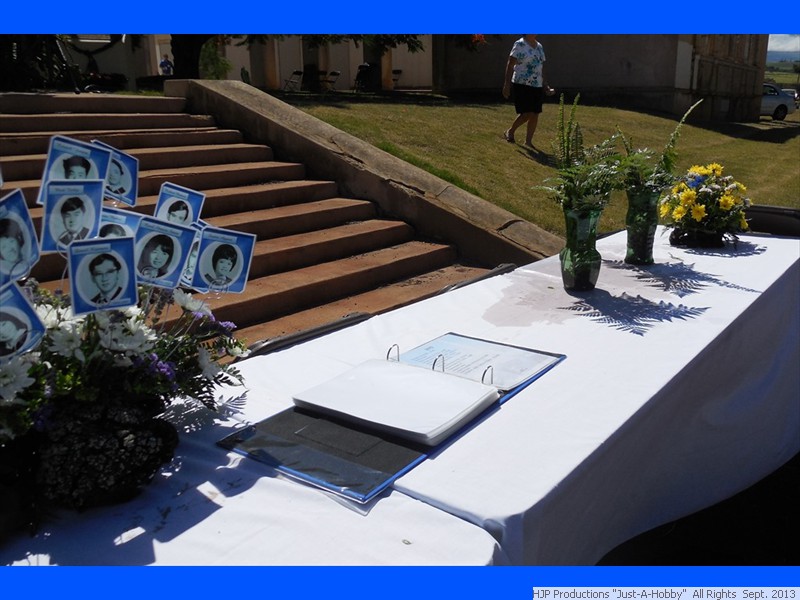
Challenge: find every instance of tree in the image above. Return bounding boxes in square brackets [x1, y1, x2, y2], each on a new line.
[168, 34, 428, 79]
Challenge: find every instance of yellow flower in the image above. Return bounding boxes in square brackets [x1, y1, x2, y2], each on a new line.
[708, 163, 724, 177]
[689, 164, 711, 176]
[672, 205, 687, 221]
[680, 189, 697, 206]
[739, 213, 749, 230]
[691, 204, 707, 222]
[735, 181, 747, 192]
[719, 194, 735, 211]
[659, 201, 671, 219]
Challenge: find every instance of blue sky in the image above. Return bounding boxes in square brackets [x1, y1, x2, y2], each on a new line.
[768, 34, 800, 51]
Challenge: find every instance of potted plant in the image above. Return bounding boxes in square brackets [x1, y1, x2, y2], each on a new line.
[616, 100, 702, 264]
[536, 94, 620, 291]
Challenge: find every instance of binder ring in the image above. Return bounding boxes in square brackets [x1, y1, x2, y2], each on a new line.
[481, 365, 494, 385]
[432, 353, 445, 372]
[386, 343, 400, 362]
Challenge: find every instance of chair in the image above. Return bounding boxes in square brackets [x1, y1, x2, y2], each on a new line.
[320, 70, 341, 94]
[353, 63, 370, 92]
[283, 70, 303, 92]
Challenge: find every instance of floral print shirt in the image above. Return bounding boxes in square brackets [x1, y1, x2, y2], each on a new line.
[510, 38, 546, 87]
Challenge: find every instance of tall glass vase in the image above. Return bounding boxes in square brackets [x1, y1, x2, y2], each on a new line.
[560, 207, 603, 291]
[624, 190, 660, 265]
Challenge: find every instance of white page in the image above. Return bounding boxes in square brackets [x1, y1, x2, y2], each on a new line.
[399, 332, 563, 391]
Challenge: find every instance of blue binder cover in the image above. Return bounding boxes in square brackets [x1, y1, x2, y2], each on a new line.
[217, 334, 565, 504]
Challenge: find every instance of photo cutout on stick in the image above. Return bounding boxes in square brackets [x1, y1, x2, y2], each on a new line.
[68, 237, 138, 316]
[36, 135, 113, 205]
[154, 182, 205, 226]
[40, 180, 104, 253]
[180, 220, 207, 289]
[91, 140, 139, 206]
[191, 225, 256, 294]
[0, 283, 45, 360]
[134, 216, 196, 289]
[99, 206, 142, 239]
[0, 189, 40, 288]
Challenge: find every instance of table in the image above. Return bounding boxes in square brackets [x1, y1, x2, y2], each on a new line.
[3, 229, 797, 565]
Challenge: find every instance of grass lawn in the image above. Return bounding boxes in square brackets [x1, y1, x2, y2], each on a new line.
[286, 92, 800, 238]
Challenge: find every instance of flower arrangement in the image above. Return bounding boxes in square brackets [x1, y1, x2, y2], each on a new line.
[536, 94, 621, 213]
[659, 162, 751, 246]
[0, 280, 248, 519]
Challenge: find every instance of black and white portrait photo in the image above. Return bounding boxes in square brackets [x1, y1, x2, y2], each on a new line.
[191, 225, 256, 294]
[0, 189, 39, 288]
[68, 237, 137, 315]
[40, 181, 104, 253]
[37, 135, 113, 206]
[154, 182, 205, 226]
[134, 216, 196, 289]
[91, 140, 139, 206]
[0, 283, 45, 360]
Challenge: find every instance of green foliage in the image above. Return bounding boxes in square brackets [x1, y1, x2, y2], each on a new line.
[536, 94, 621, 212]
[199, 36, 232, 80]
[617, 99, 703, 194]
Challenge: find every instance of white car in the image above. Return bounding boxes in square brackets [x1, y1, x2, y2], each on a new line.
[761, 83, 797, 120]
[782, 88, 799, 109]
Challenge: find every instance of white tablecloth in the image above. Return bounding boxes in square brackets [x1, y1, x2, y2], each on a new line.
[3, 228, 797, 565]
[1, 395, 506, 566]
[186, 228, 798, 565]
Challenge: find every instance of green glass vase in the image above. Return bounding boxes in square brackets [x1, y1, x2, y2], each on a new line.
[624, 190, 660, 265]
[560, 207, 603, 291]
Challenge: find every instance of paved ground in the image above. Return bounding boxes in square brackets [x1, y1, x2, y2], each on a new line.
[597, 452, 799, 565]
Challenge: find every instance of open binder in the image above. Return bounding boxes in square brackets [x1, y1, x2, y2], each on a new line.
[217, 332, 564, 503]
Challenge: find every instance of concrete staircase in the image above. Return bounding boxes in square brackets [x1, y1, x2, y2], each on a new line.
[0, 92, 497, 348]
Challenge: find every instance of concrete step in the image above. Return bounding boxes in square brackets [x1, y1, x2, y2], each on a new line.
[205, 197, 377, 239]
[247, 220, 415, 277]
[1, 91, 500, 352]
[33, 240, 460, 331]
[235, 263, 492, 346]
[28, 214, 405, 284]
[2, 143, 275, 179]
[204, 241, 459, 329]
[11, 161, 308, 206]
[0, 113, 216, 133]
[0, 128, 244, 156]
[0, 92, 187, 115]
[24, 180, 343, 230]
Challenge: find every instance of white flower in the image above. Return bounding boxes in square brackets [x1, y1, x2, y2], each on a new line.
[227, 344, 250, 358]
[173, 289, 212, 316]
[0, 355, 36, 404]
[47, 322, 85, 362]
[198, 346, 221, 380]
[99, 322, 154, 355]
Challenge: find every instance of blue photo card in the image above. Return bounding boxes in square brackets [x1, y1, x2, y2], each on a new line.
[191, 225, 256, 294]
[153, 182, 205, 226]
[40, 180, 104, 253]
[134, 216, 197, 289]
[91, 139, 140, 206]
[36, 135, 113, 205]
[99, 206, 143, 239]
[0, 282, 45, 361]
[68, 237, 139, 316]
[180, 220, 207, 289]
[0, 188, 40, 289]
